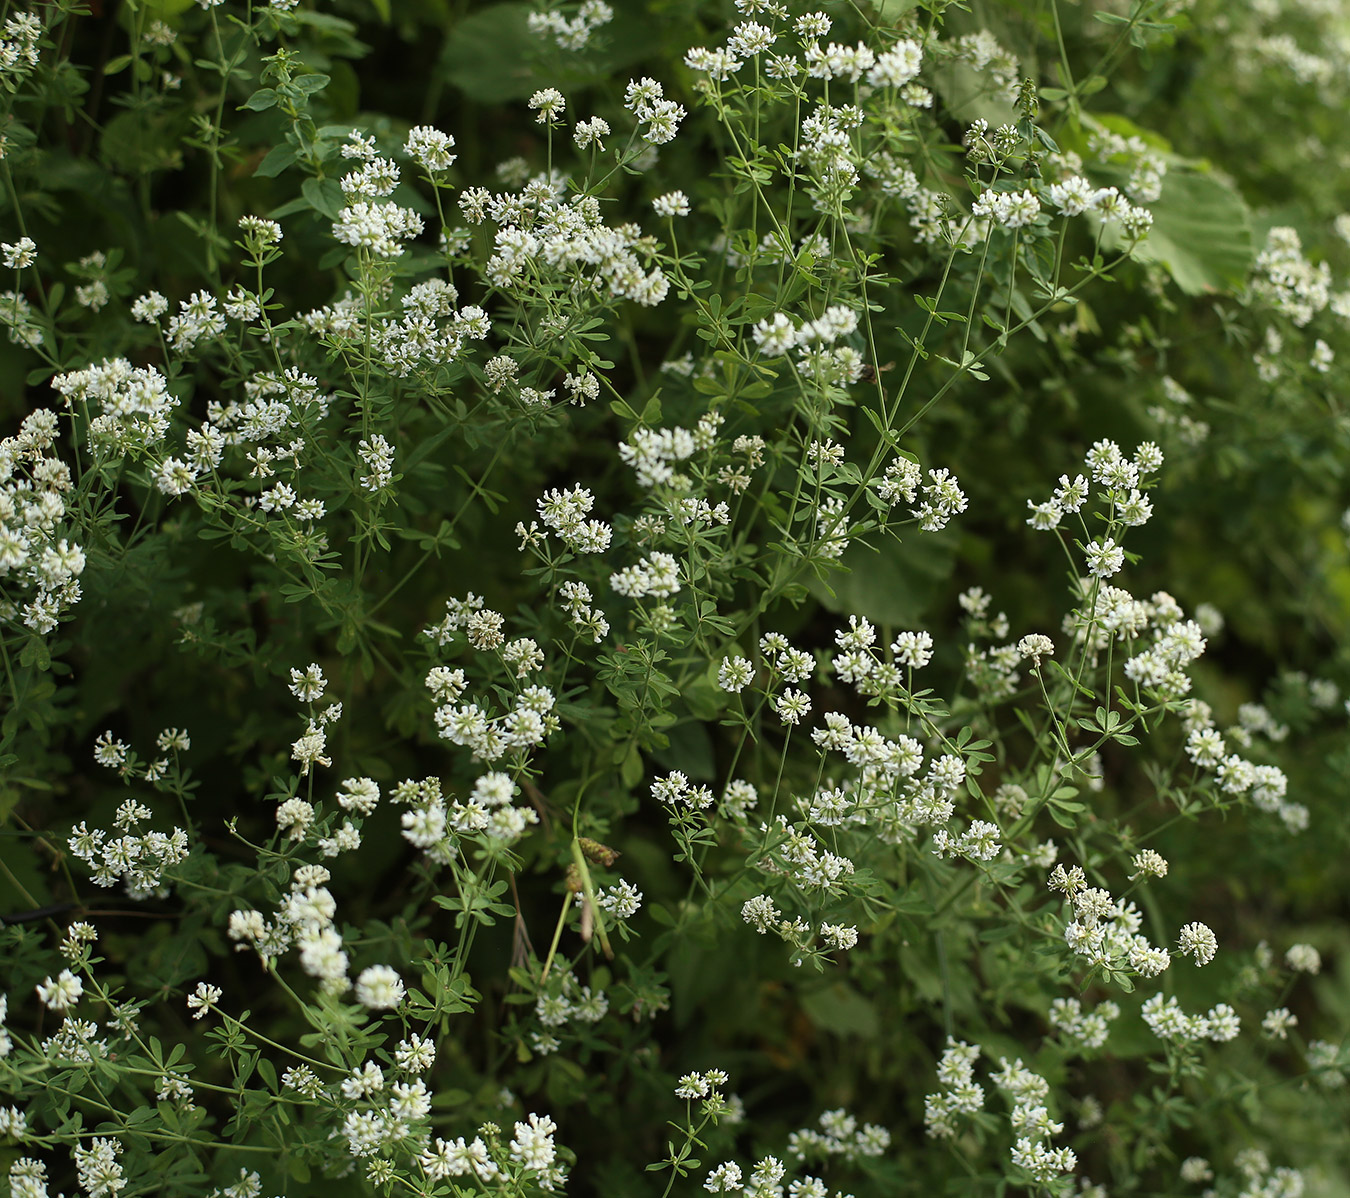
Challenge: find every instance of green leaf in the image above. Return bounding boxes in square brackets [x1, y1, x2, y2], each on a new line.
[439, 4, 541, 103]
[292, 73, 331, 96]
[301, 176, 344, 220]
[810, 533, 957, 627]
[1118, 169, 1255, 295]
[801, 982, 880, 1037]
[241, 88, 278, 111]
[253, 142, 298, 178]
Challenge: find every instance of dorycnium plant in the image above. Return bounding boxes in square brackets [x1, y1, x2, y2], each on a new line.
[1, 0, 1348, 1195]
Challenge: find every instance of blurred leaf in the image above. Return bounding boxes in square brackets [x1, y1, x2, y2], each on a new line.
[439, 4, 541, 103]
[1120, 169, 1255, 295]
[811, 533, 957, 627]
[802, 981, 880, 1037]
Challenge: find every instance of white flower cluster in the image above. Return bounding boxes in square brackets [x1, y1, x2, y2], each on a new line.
[1228, 1151, 1305, 1198]
[289, 685, 342, 778]
[354, 964, 404, 1010]
[792, 701, 965, 843]
[463, 170, 671, 306]
[873, 456, 921, 507]
[1142, 994, 1242, 1043]
[1250, 29, 1333, 85]
[332, 140, 424, 258]
[619, 410, 722, 488]
[652, 769, 715, 811]
[1286, 942, 1321, 974]
[8, 1159, 61, 1198]
[1147, 375, 1211, 446]
[356, 433, 395, 491]
[421, 1112, 558, 1188]
[166, 289, 227, 354]
[1028, 437, 1159, 539]
[1121, 612, 1207, 697]
[0, 13, 42, 77]
[750, 303, 866, 387]
[528, 0, 612, 49]
[369, 279, 492, 378]
[952, 29, 1019, 102]
[528, 484, 613, 554]
[911, 467, 968, 532]
[1087, 122, 1168, 203]
[2, 236, 36, 269]
[610, 550, 681, 599]
[824, 609, 922, 702]
[622, 75, 685, 146]
[924, 1038, 985, 1138]
[36, 968, 83, 1011]
[336, 1060, 433, 1161]
[931, 818, 1001, 862]
[993, 1058, 1078, 1185]
[740, 891, 858, 958]
[0, 409, 86, 635]
[971, 187, 1041, 230]
[1307, 1040, 1345, 1089]
[0, 286, 43, 348]
[1049, 996, 1121, 1050]
[51, 355, 174, 457]
[766, 818, 857, 890]
[404, 124, 456, 173]
[228, 864, 356, 994]
[1178, 920, 1219, 966]
[597, 878, 643, 920]
[1182, 704, 1303, 831]
[1251, 226, 1332, 326]
[719, 630, 813, 715]
[67, 808, 189, 899]
[435, 692, 555, 770]
[423, 595, 560, 767]
[74, 1139, 125, 1198]
[557, 579, 610, 643]
[532, 968, 609, 1047]
[1049, 864, 1174, 979]
[786, 1107, 891, 1165]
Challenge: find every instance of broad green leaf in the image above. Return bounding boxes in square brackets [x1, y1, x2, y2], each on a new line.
[1125, 169, 1254, 295]
[811, 532, 957, 627]
[439, 4, 541, 104]
[801, 982, 880, 1037]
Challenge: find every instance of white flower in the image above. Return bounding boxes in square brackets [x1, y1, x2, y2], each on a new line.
[1177, 922, 1217, 966]
[598, 880, 643, 920]
[528, 88, 565, 124]
[718, 656, 754, 693]
[355, 965, 405, 1010]
[1084, 538, 1124, 578]
[1285, 943, 1321, 974]
[775, 688, 811, 725]
[892, 630, 933, 669]
[1131, 849, 1168, 878]
[289, 663, 327, 702]
[1016, 633, 1053, 666]
[652, 190, 690, 218]
[36, 970, 83, 1011]
[405, 125, 457, 172]
[867, 38, 921, 87]
[186, 982, 222, 1019]
[1262, 1007, 1297, 1039]
[2, 237, 36, 269]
